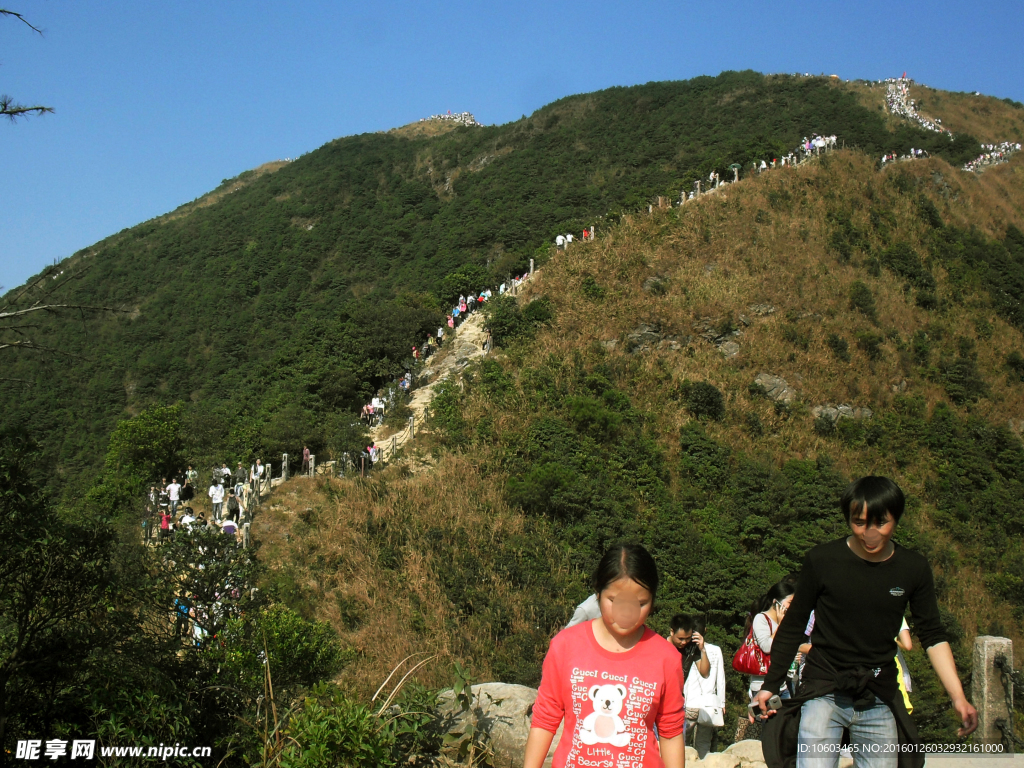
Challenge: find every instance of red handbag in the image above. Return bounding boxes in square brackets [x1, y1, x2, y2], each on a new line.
[732, 616, 772, 675]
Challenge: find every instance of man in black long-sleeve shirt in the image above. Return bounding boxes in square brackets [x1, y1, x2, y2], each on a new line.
[754, 476, 976, 767]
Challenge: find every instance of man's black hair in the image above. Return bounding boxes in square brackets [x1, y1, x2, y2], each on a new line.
[840, 475, 905, 526]
[669, 614, 706, 635]
[591, 543, 659, 600]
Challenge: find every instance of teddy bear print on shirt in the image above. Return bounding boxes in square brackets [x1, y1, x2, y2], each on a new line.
[579, 683, 632, 747]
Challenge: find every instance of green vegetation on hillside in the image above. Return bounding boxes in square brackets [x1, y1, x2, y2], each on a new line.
[1, 72, 985, 492]
[5, 71, 1024, 763]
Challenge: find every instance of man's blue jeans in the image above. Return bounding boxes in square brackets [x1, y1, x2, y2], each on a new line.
[797, 693, 897, 768]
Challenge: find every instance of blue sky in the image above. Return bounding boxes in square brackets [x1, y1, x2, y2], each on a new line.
[3, 0, 1022, 291]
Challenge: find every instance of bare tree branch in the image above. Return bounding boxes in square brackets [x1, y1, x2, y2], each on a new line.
[0, 376, 33, 384]
[0, 8, 42, 34]
[0, 341, 81, 357]
[1, 265, 92, 314]
[0, 304, 130, 322]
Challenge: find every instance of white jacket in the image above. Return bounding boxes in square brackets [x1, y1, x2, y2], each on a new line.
[683, 643, 726, 710]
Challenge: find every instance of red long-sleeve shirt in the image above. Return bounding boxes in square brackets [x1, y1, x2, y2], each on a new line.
[531, 622, 685, 768]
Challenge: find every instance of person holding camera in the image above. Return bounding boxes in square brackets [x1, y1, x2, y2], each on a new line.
[754, 476, 977, 767]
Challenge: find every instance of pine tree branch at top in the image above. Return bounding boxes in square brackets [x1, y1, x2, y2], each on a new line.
[2, 9, 53, 120]
[0, 8, 43, 34]
[0, 95, 54, 121]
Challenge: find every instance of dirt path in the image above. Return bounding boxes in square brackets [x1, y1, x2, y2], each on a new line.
[368, 310, 490, 455]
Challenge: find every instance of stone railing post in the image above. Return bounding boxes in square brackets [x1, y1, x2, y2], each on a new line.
[309, 454, 315, 477]
[409, 415, 415, 438]
[733, 167, 740, 183]
[282, 453, 289, 481]
[973, 636, 1013, 747]
[529, 258, 534, 276]
[696, 180, 702, 196]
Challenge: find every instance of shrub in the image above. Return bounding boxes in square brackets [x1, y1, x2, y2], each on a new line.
[715, 316, 737, 338]
[826, 334, 851, 362]
[939, 337, 988, 404]
[813, 415, 836, 437]
[506, 463, 580, 520]
[880, 242, 936, 291]
[911, 331, 932, 367]
[744, 412, 765, 436]
[849, 281, 877, 322]
[856, 331, 885, 361]
[917, 194, 943, 228]
[915, 290, 938, 310]
[581, 275, 606, 301]
[427, 380, 468, 446]
[782, 325, 811, 351]
[685, 382, 726, 421]
[836, 418, 867, 444]
[566, 396, 624, 439]
[522, 297, 554, 325]
[1007, 351, 1024, 381]
[484, 295, 552, 346]
[281, 683, 397, 768]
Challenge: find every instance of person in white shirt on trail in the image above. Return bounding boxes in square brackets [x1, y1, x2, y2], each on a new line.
[208, 481, 225, 521]
[555, 234, 565, 251]
[166, 478, 182, 514]
[249, 459, 264, 499]
[565, 233, 573, 247]
[669, 615, 726, 759]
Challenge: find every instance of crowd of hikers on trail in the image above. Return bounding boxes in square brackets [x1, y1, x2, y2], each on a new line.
[144, 460, 267, 548]
[357, 269, 537, 433]
[527, 476, 978, 768]
[885, 76, 949, 135]
[684, 133, 839, 201]
[963, 141, 1022, 173]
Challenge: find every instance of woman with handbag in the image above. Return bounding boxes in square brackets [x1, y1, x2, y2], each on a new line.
[734, 580, 795, 722]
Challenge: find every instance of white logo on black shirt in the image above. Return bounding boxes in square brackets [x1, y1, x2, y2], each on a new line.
[889, 588, 905, 597]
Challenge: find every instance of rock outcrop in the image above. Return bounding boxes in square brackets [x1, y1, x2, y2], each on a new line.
[753, 373, 797, 405]
[437, 683, 560, 767]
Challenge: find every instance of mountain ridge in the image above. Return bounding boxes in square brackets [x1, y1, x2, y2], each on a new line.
[2, 70, 1021, 490]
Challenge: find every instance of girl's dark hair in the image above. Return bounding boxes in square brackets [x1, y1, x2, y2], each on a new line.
[591, 544, 659, 599]
[743, 580, 796, 636]
[840, 476, 905, 526]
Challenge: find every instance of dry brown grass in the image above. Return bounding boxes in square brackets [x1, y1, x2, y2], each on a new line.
[389, 120, 469, 140]
[908, 85, 1024, 144]
[256, 132, 1024, 692]
[253, 455, 573, 698]
[468, 149, 1024, 657]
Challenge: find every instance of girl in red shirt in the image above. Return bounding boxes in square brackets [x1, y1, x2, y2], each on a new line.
[524, 544, 685, 768]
